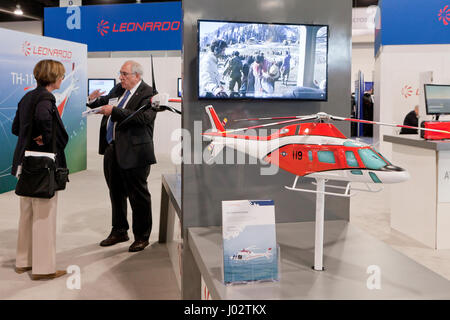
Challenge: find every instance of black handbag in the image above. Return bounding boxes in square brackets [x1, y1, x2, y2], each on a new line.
[15, 154, 56, 198]
[15, 93, 68, 198]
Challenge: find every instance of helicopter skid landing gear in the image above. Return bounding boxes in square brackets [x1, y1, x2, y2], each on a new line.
[285, 176, 355, 197]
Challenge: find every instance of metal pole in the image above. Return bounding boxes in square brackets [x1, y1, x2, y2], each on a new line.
[314, 178, 325, 271]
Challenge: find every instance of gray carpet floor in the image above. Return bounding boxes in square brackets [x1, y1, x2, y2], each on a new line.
[0, 153, 180, 299]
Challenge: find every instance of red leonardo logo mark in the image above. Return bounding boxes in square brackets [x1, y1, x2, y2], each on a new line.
[438, 5, 450, 26]
[22, 41, 31, 56]
[97, 20, 110, 36]
[401, 85, 413, 99]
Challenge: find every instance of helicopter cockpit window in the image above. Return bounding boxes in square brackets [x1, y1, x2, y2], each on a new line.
[343, 141, 363, 147]
[369, 172, 382, 183]
[308, 150, 313, 161]
[345, 151, 358, 167]
[280, 128, 290, 134]
[317, 151, 335, 164]
[357, 149, 387, 170]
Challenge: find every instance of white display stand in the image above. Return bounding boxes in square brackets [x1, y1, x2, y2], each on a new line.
[187, 221, 450, 299]
[385, 134, 450, 249]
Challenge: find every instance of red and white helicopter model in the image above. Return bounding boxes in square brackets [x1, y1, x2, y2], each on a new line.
[202, 105, 450, 197]
[230, 246, 273, 262]
[202, 105, 450, 271]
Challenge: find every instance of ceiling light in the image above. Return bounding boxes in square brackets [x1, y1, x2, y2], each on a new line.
[14, 4, 23, 15]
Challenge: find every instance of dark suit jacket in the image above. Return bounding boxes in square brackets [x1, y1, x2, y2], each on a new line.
[11, 86, 69, 176]
[400, 110, 418, 134]
[88, 81, 157, 169]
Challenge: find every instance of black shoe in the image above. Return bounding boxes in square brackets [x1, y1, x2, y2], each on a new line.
[100, 232, 129, 247]
[129, 240, 149, 252]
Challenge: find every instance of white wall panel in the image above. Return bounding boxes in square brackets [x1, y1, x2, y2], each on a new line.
[375, 45, 450, 158]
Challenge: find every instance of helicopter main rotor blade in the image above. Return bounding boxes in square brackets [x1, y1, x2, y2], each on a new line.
[222, 117, 312, 134]
[234, 116, 298, 122]
[330, 115, 450, 134]
[233, 114, 317, 122]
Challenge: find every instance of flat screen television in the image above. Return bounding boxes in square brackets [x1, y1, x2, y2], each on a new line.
[198, 19, 328, 101]
[424, 84, 450, 115]
[88, 78, 116, 96]
[177, 77, 182, 97]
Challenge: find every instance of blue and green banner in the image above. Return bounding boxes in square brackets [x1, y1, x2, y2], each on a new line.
[0, 27, 87, 194]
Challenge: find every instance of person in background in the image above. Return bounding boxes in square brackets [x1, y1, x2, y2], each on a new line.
[281, 50, 291, 86]
[362, 90, 374, 137]
[400, 105, 419, 134]
[87, 60, 156, 253]
[11, 59, 69, 280]
[199, 39, 228, 98]
[240, 55, 253, 95]
[245, 55, 256, 95]
[225, 50, 243, 93]
[252, 54, 271, 96]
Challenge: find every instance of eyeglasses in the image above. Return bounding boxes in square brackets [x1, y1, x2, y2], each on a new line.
[118, 71, 135, 77]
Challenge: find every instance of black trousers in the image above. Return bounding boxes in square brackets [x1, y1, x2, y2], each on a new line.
[103, 143, 152, 241]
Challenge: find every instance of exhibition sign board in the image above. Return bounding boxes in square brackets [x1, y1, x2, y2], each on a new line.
[375, 0, 450, 55]
[0, 28, 87, 194]
[44, 2, 182, 52]
[222, 200, 278, 284]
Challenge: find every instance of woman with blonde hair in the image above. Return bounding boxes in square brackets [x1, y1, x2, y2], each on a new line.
[11, 59, 69, 280]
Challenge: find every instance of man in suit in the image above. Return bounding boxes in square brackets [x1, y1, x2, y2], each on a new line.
[400, 105, 419, 134]
[87, 60, 156, 252]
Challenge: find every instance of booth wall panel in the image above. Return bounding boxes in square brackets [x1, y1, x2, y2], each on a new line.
[374, 44, 450, 160]
[390, 144, 436, 248]
[182, 0, 352, 228]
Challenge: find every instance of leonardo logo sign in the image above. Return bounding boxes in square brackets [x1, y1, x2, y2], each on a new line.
[22, 41, 73, 59]
[438, 5, 450, 25]
[96, 19, 181, 36]
[401, 85, 413, 99]
[22, 41, 31, 56]
[97, 20, 109, 36]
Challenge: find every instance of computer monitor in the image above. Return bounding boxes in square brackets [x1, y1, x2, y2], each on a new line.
[88, 78, 116, 96]
[177, 78, 182, 97]
[424, 84, 450, 116]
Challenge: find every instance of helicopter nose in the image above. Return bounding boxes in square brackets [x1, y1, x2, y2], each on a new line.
[380, 165, 410, 183]
[380, 165, 406, 172]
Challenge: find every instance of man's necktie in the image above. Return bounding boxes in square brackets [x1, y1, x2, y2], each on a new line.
[106, 90, 131, 144]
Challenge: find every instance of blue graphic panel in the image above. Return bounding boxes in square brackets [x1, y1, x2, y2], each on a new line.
[44, 2, 182, 52]
[0, 28, 87, 194]
[377, 0, 450, 55]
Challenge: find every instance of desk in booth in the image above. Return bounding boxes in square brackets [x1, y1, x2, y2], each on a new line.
[384, 134, 450, 249]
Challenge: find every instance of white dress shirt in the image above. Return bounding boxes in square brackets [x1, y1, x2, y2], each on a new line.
[107, 80, 142, 141]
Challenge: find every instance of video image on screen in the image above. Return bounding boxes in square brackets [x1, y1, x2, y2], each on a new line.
[198, 20, 328, 101]
[424, 84, 450, 115]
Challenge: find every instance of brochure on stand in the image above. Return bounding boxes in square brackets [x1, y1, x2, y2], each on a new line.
[222, 200, 278, 284]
